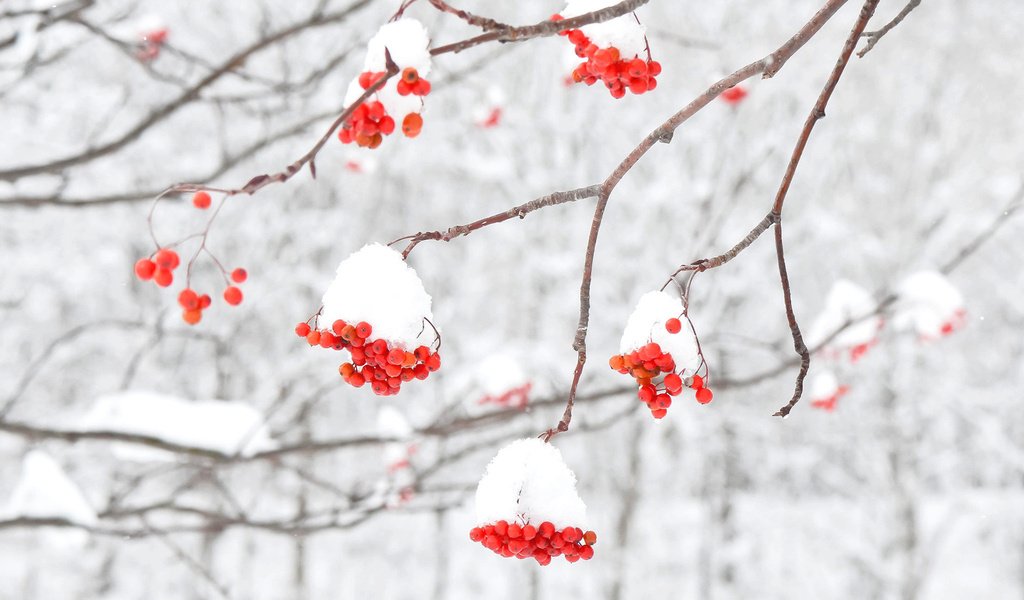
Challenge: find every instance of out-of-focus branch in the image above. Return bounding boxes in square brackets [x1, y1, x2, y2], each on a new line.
[0, 0, 375, 182]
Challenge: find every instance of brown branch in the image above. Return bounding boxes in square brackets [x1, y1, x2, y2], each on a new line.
[768, 0, 879, 418]
[857, 0, 921, 58]
[542, 0, 853, 438]
[426, 0, 509, 32]
[396, 185, 602, 257]
[662, 211, 778, 288]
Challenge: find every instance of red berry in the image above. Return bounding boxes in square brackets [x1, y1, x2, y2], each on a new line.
[647, 61, 662, 76]
[348, 372, 366, 387]
[696, 387, 713, 404]
[306, 331, 321, 346]
[664, 373, 683, 394]
[665, 318, 682, 334]
[177, 288, 199, 310]
[192, 191, 211, 209]
[223, 286, 243, 306]
[579, 545, 594, 560]
[522, 525, 537, 540]
[198, 294, 212, 309]
[583, 530, 597, 545]
[426, 353, 441, 371]
[469, 527, 484, 542]
[356, 322, 372, 339]
[134, 258, 156, 280]
[230, 268, 247, 283]
[154, 248, 179, 270]
[153, 267, 173, 287]
[295, 323, 311, 337]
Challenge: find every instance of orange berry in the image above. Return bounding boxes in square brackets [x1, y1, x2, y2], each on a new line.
[402, 112, 423, 138]
[306, 331, 321, 346]
[192, 191, 211, 209]
[182, 309, 202, 325]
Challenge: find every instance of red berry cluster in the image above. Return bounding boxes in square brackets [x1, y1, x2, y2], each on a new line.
[135, 248, 180, 288]
[135, 248, 247, 324]
[478, 382, 532, 410]
[294, 319, 440, 396]
[469, 520, 596, 565]
[608, 318, 713, 418]
[552, 14, 660, 99]
[338, 69, 428, 148]
[136, 27, 168, 62]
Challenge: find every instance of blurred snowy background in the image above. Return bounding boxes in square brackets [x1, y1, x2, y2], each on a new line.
[1, 0, 1022, 598]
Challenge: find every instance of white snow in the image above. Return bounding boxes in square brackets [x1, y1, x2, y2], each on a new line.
[320, 243, 435, 349]
[893, 270, 966, 338]
[81, 391, 276, 461]
[810, 370, 841, 402]
[619, 290, 701, 375]
[474, 438, 588, 530]
[3, 451, 97, 526]
[344, 19, 432, 120]
[806, 279, 882, 351]
[562, 0, 648, 58]
[474, 354, 530, 397]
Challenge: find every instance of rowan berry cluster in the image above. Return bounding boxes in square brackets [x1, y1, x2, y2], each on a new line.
[609, 317, 713, 418]
[552, 15, 660, 99]
[469, 520, 596, 565]
[338, 68, 427, 148]
[478, 382, 532, 410]
[134, 246, 247, 324]
[294, 319, 440, 396]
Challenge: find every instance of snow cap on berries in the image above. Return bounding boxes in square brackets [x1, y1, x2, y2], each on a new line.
[893, 270, 965, 338]
[806, 280, 883, 351]
[620, 290, 700, 374]
[475, 438, 587, 530]
[321, 243, 434, 349]
[345, 19, 432, 119]
[562, 0, 647, 57]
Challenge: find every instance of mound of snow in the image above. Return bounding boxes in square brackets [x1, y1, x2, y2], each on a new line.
[806, 280, 883, 356]
[81, 391, 276, 461]
[619, 290, 701, 374]
[893, 271, 966, 338]
[320, 243, 434, 349]
[3, 451, 96, 526]
[562, 0, 647, 58]
[475, 438, 587, 530]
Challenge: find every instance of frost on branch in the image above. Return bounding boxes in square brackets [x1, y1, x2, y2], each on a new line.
[3, 451, 97, 527]
[298, 243, 441, 395]
[893, 270, 967, 340]
[81, 391, 276, 461]
[339, 19, 432, 148]
[555, 0, 660, 98]
[809, 370, 849, 412]
[471, 438, 596, 565]
[609, 290, 712, 418]
[806, 279, 883, 362]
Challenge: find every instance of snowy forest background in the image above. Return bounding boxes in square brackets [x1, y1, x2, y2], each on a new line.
[1, 0, 1023, 598]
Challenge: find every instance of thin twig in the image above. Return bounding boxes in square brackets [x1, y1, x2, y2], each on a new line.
[770, 0, 880, 418]
[857, 0, 921, 58]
